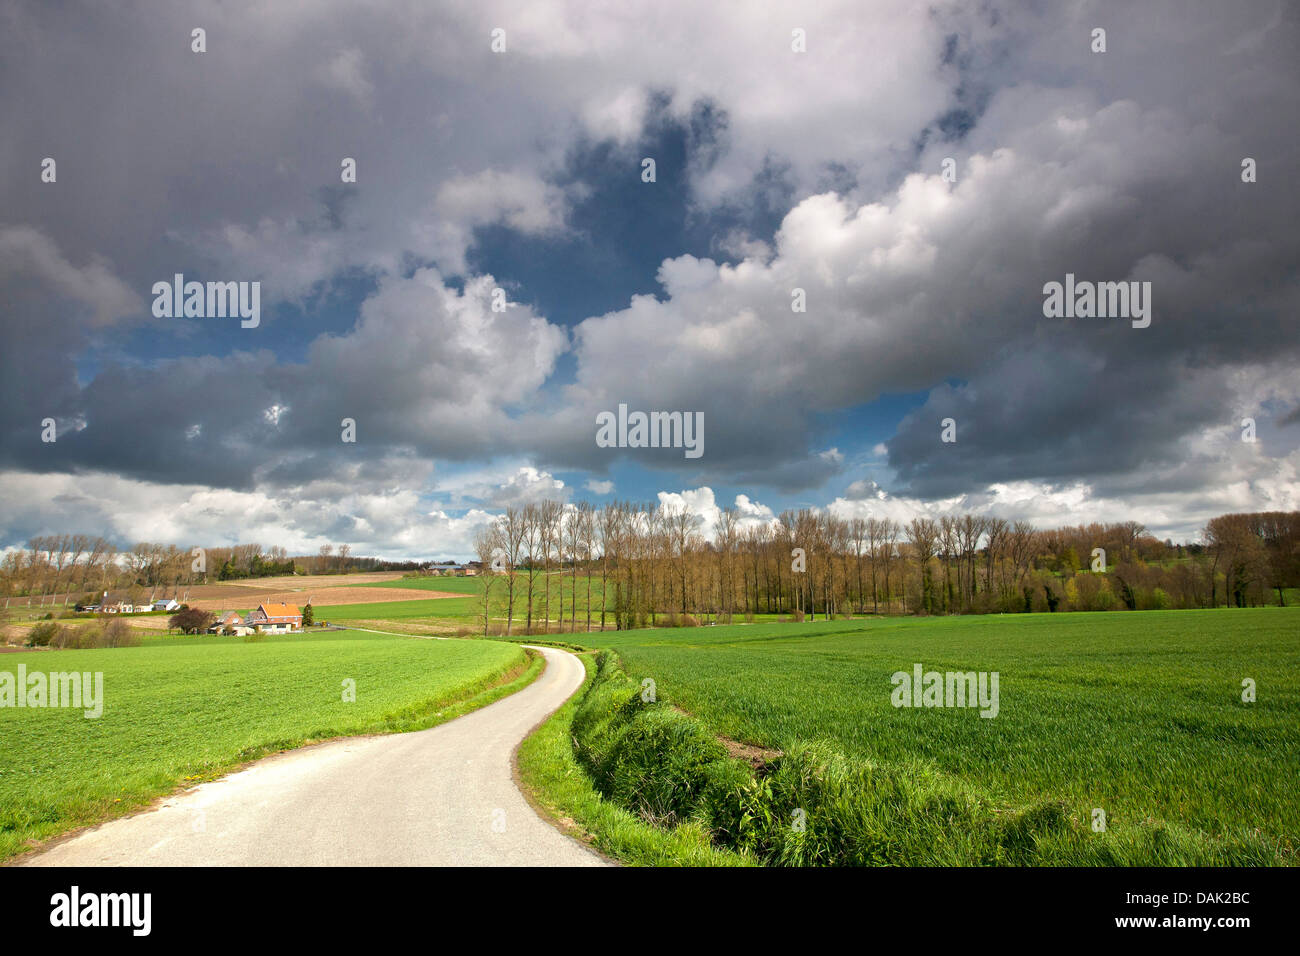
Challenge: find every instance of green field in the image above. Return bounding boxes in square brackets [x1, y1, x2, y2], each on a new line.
[334, 572, 615, 631]
[0, 628, 533, 860]
[358, 575, 485, 594]
[558, 607, 1298, 863]
[319, 598, 481, 622]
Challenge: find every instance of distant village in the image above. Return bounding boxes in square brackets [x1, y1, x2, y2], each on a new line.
[73, 594, 306, 635]
[422, 562, 481, 577]
[60, 560, 485, 637]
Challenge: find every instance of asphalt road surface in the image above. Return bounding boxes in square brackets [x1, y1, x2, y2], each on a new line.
[21, 645, 609, 867]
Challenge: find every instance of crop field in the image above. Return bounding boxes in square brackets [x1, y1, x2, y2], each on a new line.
[320, 597, 480, 623]
[572, 607, 1300, 860]
[358, 575, 485, 594]
[188, 585, 457, 611]
[0, 628, 530, 860]
[336, 573, 617, 633]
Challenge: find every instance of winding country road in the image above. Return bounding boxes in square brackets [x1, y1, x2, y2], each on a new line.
[21, 646, 609, 867]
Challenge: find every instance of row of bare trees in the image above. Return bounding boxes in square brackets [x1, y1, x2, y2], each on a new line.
[6, 509, 1293, 622]
[1204, 511, 1300, 608]
[467, 504, 1062, 631]
[468, 505, 1300, 631]
[0, 538, 294, 605]
[474, 501, 602, 636]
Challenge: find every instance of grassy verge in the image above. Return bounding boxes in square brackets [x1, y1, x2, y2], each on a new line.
[1, 631, 543, 861]
[516, 652, 751, 866]
[578, 608, 1300, 847]
[528, 647, 1288, 866]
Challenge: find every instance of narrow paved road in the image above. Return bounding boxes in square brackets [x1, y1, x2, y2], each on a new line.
[22, 646, 608, 867]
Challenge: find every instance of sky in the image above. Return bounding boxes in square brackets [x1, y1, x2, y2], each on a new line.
[1, 0, 1297, 560]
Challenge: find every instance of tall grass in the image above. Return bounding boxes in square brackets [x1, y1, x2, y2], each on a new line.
[556, 613, 1289, 868]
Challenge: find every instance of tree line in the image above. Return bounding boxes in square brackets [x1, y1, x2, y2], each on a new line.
[5, 508, 1295, 625]
[471, 504, 1300, 633]
[0, 537, 414, 605]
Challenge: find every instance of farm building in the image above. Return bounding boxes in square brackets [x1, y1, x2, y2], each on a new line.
[246, 603, 303, 633]
[209, 611, 252, 636]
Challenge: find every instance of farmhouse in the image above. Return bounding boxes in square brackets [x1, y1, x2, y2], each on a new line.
[91, 591, 180, 614]
[246, 603, 303, 634]
[209, 612, 252, 636]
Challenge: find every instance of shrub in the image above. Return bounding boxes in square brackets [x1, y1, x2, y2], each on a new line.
[100, 618, 139, 647]
[1114, 575, 1138, 611]
[26, 621, 60, 646]
[169, 608, 216, 634]
[48, 626, 86, 649]
[1043, 585, 1060, 612]
[47, 619, 140, 649]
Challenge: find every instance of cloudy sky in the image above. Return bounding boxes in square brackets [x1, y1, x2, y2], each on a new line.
[1, 0, 1297, 559]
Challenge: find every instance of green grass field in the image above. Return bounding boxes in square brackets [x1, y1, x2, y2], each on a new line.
[358, 575, 484, 594]
[566, 607, 1299, 861]
[0, 628, 533, 860]
[319, 598, 481, 622]
[333, 572, 616, 631]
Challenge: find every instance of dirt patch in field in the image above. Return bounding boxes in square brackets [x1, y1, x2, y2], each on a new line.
[119, 616, 174, 631]
[189, 586, 461, 610]
[721, 737, 783, 774]
[670, 704, 782, 773]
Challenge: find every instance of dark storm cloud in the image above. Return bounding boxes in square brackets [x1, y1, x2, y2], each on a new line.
[0, 0, 1296, 549]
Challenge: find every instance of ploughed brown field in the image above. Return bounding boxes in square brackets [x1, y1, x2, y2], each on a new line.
[10, 572, 417, 608]
[190, 571, 409, 592]
[188, 582, 462, 610]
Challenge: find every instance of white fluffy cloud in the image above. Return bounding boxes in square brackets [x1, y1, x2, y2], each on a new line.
[0, 469, 498, 560]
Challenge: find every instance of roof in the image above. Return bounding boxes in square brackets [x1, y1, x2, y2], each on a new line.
[256, 603, 300, 617]
[252, 602, 302, 625]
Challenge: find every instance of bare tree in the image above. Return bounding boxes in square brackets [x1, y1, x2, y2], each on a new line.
[473, 525, 500, 637]
[577, 502, 596, 632]
[562, 506, 583, 631]
[521, 504, 541, 632]
[538, 500, 563, 633]
[597, 503, 622, 630]
[984, 517, 1008, 601]
[907, 518, 939, 614]
[499, 507, 528, 636]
